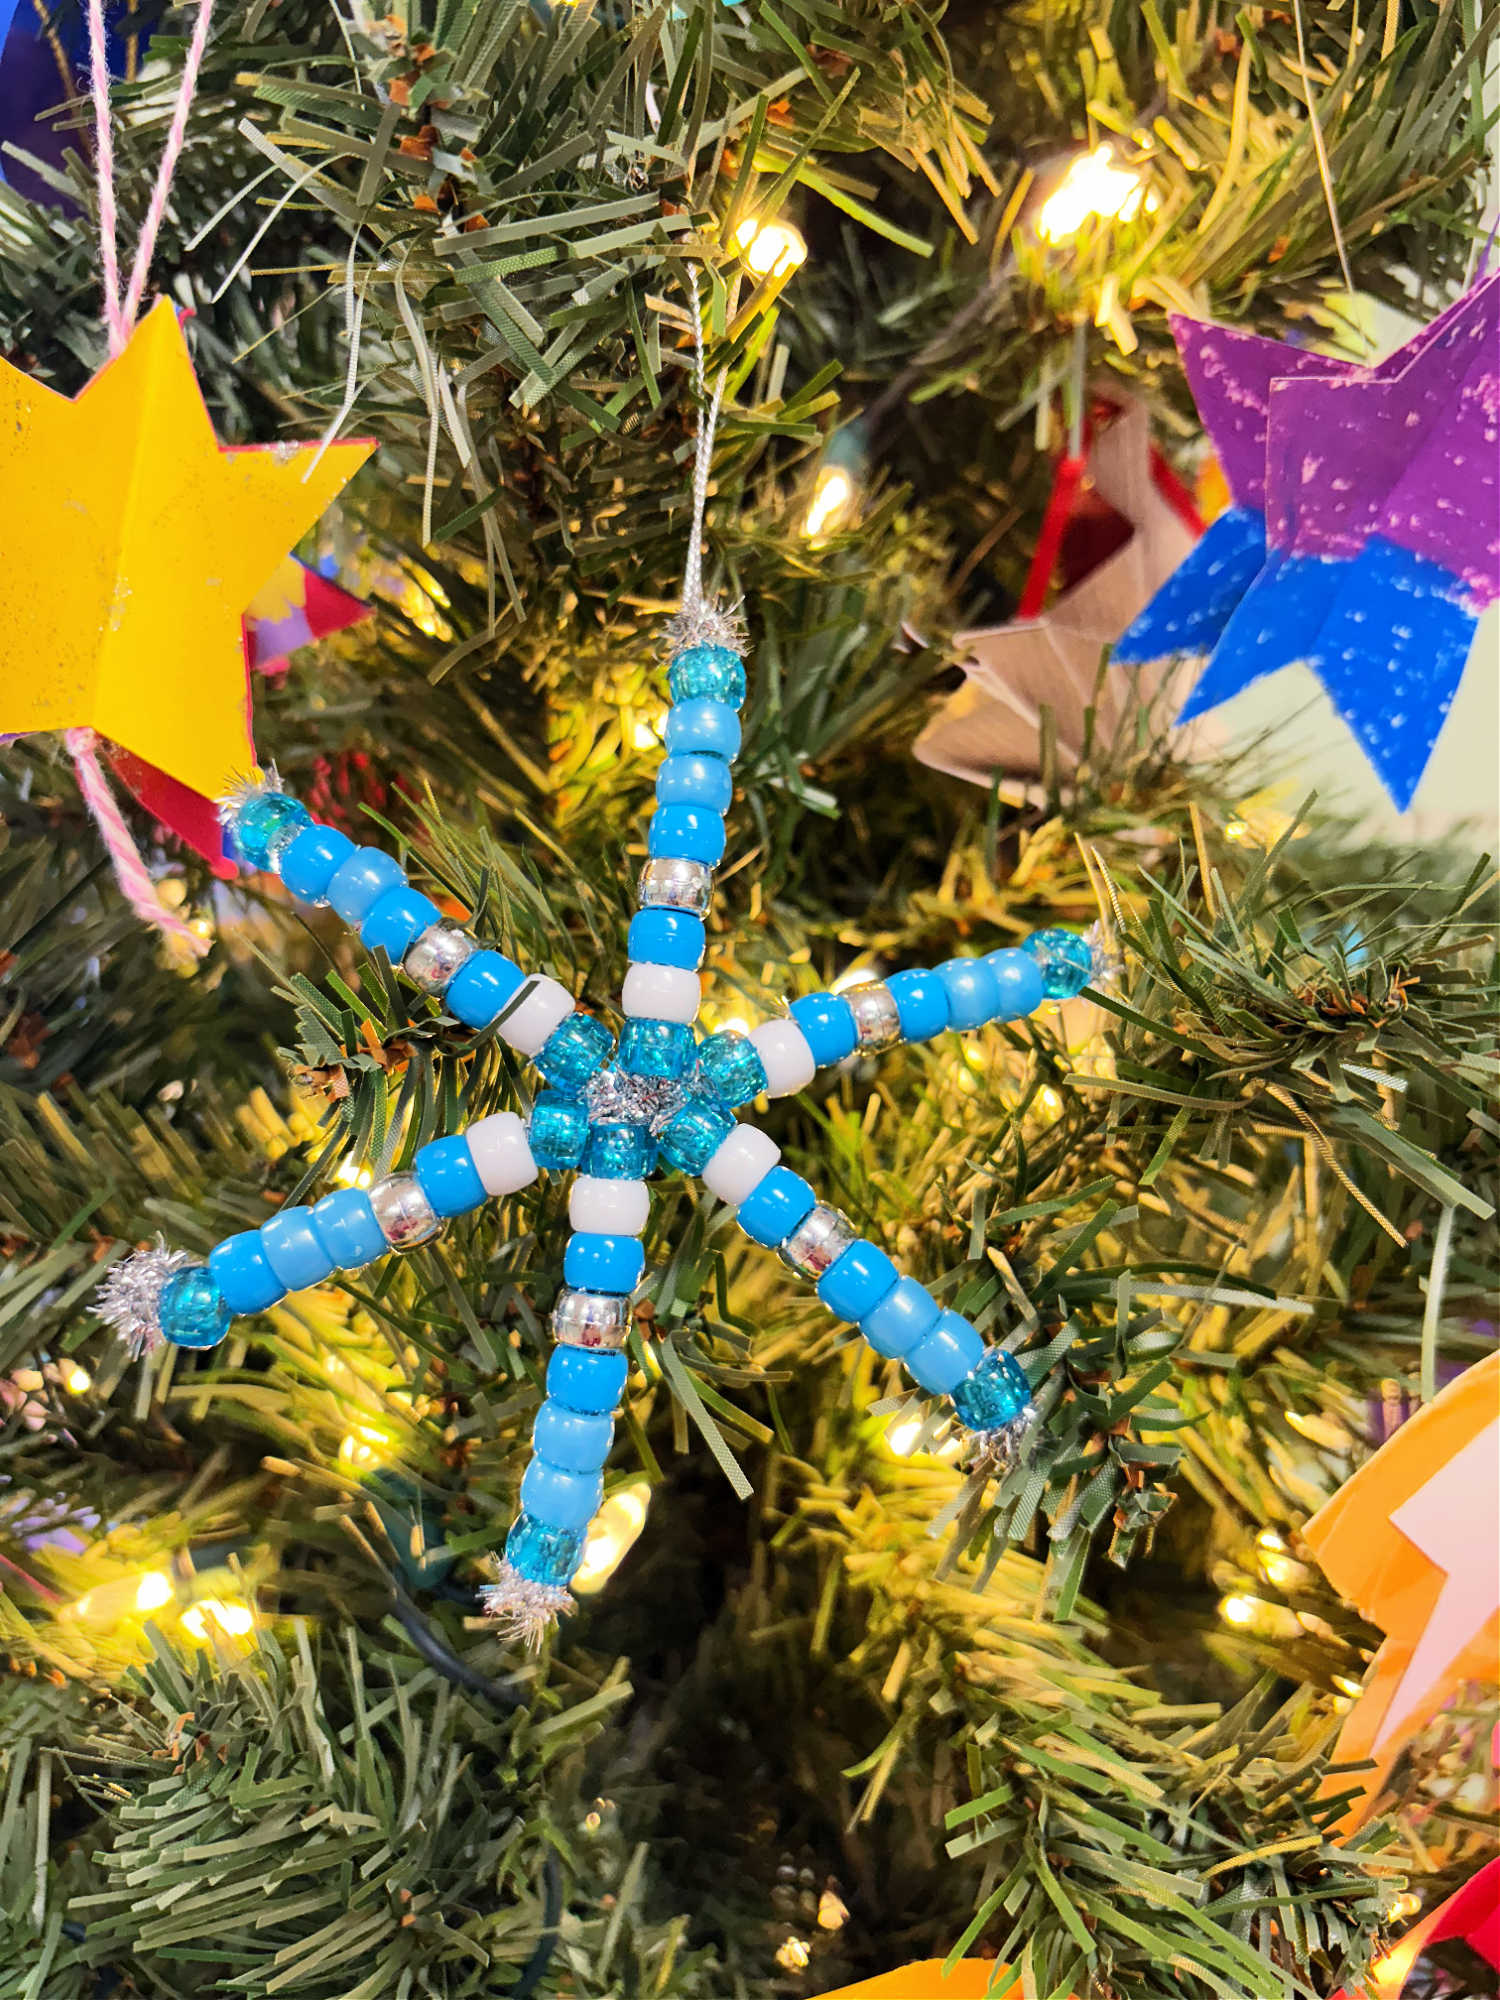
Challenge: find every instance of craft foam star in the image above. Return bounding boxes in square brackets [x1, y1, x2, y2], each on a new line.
[1117, 276, 1500, 810]
[1303, 1350, 1500, 1827]
[0, 300, 372, 799]
[914, 397, 1201, 791]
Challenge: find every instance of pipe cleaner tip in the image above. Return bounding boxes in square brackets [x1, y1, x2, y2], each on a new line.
[215, 764, 285, 827]
[962, 1404, 1039, 1481]
[661, 600, 747, 659]
[94, 1238, 191, 1358]
[478, 1560, 574, 1648]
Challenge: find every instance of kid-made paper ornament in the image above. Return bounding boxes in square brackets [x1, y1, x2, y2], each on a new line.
[1116, 276, 1500, 810]
[1303, 1350, 1500, 1827]
[0, 300, 371, 801]
[914, 397, 1201, 791]
[108, 556, 371, 873]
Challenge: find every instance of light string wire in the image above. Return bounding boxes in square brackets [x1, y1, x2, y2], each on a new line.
[79, 0, 216, 953]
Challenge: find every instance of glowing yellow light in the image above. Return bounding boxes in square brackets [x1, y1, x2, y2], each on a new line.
[73, 1594, 94, 1619]
[1036, 145, 1150, 243]
[583, 1809, 602, 1833]
[817, 1890, 849, 1931]
[334, 1154, 373, 1189]
[884, 1416, 962, 1462]
[64, 1363, 92, 1395]
[1257, 1528, 1287, 1551]
[572, 1479, 652, 1594]
[1224, 816, 1253, 844]
[1035, 1086, 1064, 1123]
[803, 464, 856, 540]
[1260, 1551, 1299, 1588]
[776, 1937, 812, 1973]
[1388, 1892, 1421, 1922]
[630, 714, 664, 751]
[1218, 1592, 1261, 1628]
[1333, 1673, 1364, 1698]
[338, 1423, 390, 1472]
[134, 1571, 173, 1614]
[182, 1596, 255, 1641]
[734, 216, 807, 278]
[720, 1015, 752, 1038]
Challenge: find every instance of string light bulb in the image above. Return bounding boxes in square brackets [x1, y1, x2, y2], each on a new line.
[333, 1153, 373, 1189]
[1035, 144, 1152, 242]
[134, 1570, 173, 1613]
[63, 1363, 92, 1395]
[775, 1937, 812, 1973]
[1218, 1592, 1261, 1628]
[181, 1596, 256, 1642]
[572, 1478, 652, 1594]
[885, 1414, 962, 1462]
[338, 1422, 390, 1472]
[733, 216, 807, 278]
[803, 465, 856, 540]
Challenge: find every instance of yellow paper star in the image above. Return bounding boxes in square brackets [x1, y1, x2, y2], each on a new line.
[0, 300, 372, 799]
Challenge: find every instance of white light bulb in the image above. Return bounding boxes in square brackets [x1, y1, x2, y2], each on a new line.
[1035, 145, 1149, 242]
[803, 464, 855, 539]
[734, 216, 807, 277]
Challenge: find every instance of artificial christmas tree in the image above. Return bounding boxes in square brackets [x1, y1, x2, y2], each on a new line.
[1, 4, 1496, 1996]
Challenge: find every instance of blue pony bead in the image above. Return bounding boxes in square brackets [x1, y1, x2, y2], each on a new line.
[520, 1459, 604, 1532]
[695, 1030, 766, 1109]
[906, 1310, 986, 1394]
[278, 824, 355, 903]
[886, 968, 949, 1043]
[735, 1167, 816, 1248]
[532, 1398, 614, 1474]
[628, 908, 707, 971]
[936, 957, 1001, 1031]
[547, 1343, 628, 1414]
[231, 791, 312, 872]
[413, 1135, 487, 1218]
[860, 1275, 939, 1359]
[447, 950, 526, 1029]
[562, 1233, 645, 1294]
[1024, 928, 1095, 1000]
[658, 1100, 735, 1175]
[504, 1510, 586, 1587]
[617, 1018, 696, 1079]
[647, 804, 726, 865]
[310, 1189, 387, 1271]
[663, 698, 741, 761]
[259, 1209, 336, 1291]
[789, 993, 857, 1067]
[984, 947, 1046, 1020]
[950, 1347, 1031, 1431]
[583, 1121, 656, 1180]
[656, 753, 734, 812]
[536, 1013, 615, 1090]
[529, 1092, 590, 1171]
[361, 886, 443, 961]
[327, 848, 406, 925]
[668, 644, 746, 706]
[159, 1266, 233, 1349]
[817, 1240, 899, 1322]
[208, 1231, 286, 1315]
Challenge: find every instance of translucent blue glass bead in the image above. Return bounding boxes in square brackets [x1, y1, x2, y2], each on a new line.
[936, 956, 1001, 1031]
[583, 1120, 657, 1180]
[447, 949, 526, 1030]
[259, 1209, 336, 1291]
[327, 847, 406, 926]
[657, 752, 734, 812]
[310, 1188, 386, 1271]
[617, 1018, 696, 1079]
[414, 1135, 487, 1218]
[817, 1240, 899, 1322]
[628, 908, 707, 972]
[361, 886, 442, 961]
[529, 1092, 590, 1171]
[505, 1509, 586, 1588]
[886, 968, 949, 1043]
[1024, 927, 1095, 1000]
[231, 791, 312, 871]
[790, 993, 857, 1067]
[906, 1310, 986, 1394]
[984, 947, 1046, 1020]
[648, 804, 726, 865]
[548, 1343, 627, 1414]
[860, 1275, 939, 1359]
[533, 1398, 614, 1474]
[563, 1233, 646, 1294]
[950, 1347, 1031, 1432]
[695, 1029, 767, 1109]
[668, 644, 746, 707]
[279, 824, 355, 904]
[208, 1231, 286, 1315]
[735, 1166, 816, 1248]
[658, 1100, 735, 1175]
[520, 1458, 604, 1531]
[159, 1266, 232, 1349]
[663, 697, 741, 762]
[536, 1012, 615, 1090]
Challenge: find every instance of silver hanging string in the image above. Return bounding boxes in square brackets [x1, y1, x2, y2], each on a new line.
[663, 281, 744, 658]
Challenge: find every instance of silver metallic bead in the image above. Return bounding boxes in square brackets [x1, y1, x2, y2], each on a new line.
[638, 856, 714, 915]
[779, 1202, 856, 1281]
[843, 979, 902, 1053]
[551, 1287, 632, 1349]
[368, 1174, 441, 1250]
[403, 922, 477, 994]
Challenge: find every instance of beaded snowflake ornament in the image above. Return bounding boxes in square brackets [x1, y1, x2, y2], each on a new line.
[96, 325, 1107, 1642]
